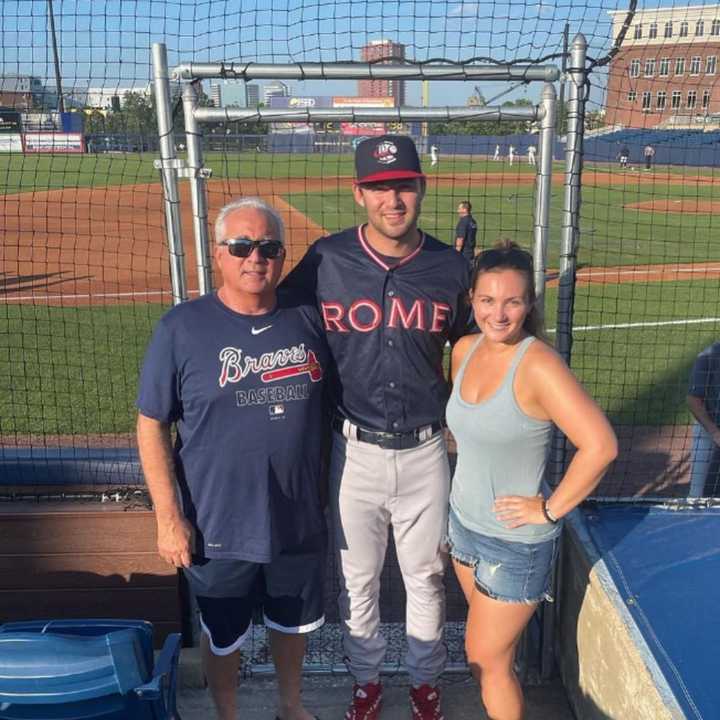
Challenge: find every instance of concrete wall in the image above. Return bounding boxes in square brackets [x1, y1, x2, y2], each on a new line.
[555, 511, 684, 720]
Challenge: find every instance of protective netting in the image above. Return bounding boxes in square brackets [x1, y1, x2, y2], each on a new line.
[1, 0, 719, 666]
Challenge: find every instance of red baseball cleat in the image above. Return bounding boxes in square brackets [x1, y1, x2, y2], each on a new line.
[410, 684, 444, 720]
[344, 681, 383, 720]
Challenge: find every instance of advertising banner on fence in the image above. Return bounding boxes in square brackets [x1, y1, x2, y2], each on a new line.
[333, 97, 393, 136]
[270, 96, 334, 108]
[23, 132, 85, 153]
[0, 134, 23, 152]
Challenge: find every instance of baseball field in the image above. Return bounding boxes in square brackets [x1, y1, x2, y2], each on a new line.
[2, 149, 718, 495]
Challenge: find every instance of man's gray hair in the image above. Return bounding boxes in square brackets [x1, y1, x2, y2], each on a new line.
[214, 197, 285, 245]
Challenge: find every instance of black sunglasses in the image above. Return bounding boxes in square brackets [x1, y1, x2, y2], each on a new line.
[219, 237, 284, 259]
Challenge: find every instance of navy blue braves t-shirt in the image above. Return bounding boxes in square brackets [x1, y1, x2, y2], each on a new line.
[137, 289, 329, 563]
[283, 227, 471, 433]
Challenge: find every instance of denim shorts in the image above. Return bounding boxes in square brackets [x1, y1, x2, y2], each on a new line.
[446, 507, 559, 604]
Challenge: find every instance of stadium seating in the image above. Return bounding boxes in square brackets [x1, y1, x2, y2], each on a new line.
[0, 619, 182, 719]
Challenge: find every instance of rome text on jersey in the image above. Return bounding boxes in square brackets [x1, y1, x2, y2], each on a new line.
[321, 298, 452, 333]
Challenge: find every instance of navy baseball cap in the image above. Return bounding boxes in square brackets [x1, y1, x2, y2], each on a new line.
[354, 135, 425, 184]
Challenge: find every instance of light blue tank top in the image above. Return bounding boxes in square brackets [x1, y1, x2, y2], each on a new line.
[447, 335, 560, 543]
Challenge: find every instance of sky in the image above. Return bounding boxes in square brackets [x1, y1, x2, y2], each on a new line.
[1, 0, 716, 109]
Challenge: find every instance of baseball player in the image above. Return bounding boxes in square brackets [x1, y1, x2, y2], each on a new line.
[137, 197, 329, 720]
[430, 144, 439, 167]
[507, 145, 515, 166]
[284, 135, 471, 720]
[493, 144, 501, 161]
[454, 201, 478, 263]
[527, 144, 537, 166]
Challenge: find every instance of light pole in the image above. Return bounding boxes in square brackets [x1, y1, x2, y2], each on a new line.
[47, 0, 65, 113]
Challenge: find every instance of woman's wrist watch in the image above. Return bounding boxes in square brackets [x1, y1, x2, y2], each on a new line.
[543, 499, 560, 524]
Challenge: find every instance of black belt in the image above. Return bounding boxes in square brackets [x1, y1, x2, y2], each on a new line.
[332, 416, 443, 450]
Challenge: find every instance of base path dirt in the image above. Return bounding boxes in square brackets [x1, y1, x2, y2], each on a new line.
[625, 198, 720, 214]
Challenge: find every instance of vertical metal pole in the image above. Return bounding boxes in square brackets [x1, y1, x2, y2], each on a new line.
[541, 31, 588, 685]
[152, 43, 187, 305]
[532, 82, 556, 318]
[556, 33, 587, 364]
[557, 23, 569, 134]
[47, 0, 65, 114]
[182, 83, 213, 296]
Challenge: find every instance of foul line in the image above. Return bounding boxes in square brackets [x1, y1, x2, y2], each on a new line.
[2, 289, 199, 302]
[548, 317, 720, 332]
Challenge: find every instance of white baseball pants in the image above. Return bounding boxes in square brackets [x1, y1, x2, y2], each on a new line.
[329, 427, 450, 685]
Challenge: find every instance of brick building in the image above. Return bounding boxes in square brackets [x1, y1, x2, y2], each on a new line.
[606, 5, 720, 128]
[359, 40, 406, 106]
[0, 75, 45, 110]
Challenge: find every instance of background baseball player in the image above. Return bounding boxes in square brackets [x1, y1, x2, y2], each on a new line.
[284, 135, 471, 720]
[430, 144, 439, 167]
[454, 201, 478, 263]
[137, 197, 328, 720]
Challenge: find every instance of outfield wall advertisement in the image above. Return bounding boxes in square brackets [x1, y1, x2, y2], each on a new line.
[23, 132, 85, 153]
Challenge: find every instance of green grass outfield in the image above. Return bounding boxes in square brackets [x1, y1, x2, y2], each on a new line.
[289, 183, 720, 267]
[1, 280, 718, 435]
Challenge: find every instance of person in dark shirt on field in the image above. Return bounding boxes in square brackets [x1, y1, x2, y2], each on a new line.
[454, 201, 478, 263]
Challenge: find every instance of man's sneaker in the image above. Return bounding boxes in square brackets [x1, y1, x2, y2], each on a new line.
[344, 681, 383, 720]
[410, 684, 444, 720]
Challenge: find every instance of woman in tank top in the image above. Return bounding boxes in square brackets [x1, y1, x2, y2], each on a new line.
[446, 240, 617, 720]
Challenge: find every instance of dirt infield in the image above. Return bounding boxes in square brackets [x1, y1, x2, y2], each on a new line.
[3, 171, 720, 304]
[626, 198, 720, 214]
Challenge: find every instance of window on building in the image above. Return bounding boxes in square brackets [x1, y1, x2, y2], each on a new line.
[712, 19, 720, 36]
[657, 91, 667, 109]
[659, 57, 670, 76]
[680, 21, 689, 37]
[696, 20, 705, 36]
[702, 89, 711, 109]
[671, 90, 682, 108]
[649, 22, 658, 39]
[675, 57, 685, 75]
[630, 59, 641, 77]
[664, 21, 673, 38]
[690, 56, 701, 74]
[706, 56, 717, 74]
[627, 90, 637, 102]
[634, 24, 643, 39]
[687, 90, 697, 108]
[642, 91, 652, 111]
[644, 59, 656, 77]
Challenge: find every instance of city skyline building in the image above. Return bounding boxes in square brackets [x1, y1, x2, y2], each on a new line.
[263, 80, 289, 105]
[246, 83, 260, 107]
[358, 39, 406, 106]
[210, 82, 222, 108]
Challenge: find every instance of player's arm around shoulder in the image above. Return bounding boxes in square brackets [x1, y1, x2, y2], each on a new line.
[520, 340, 618, 513]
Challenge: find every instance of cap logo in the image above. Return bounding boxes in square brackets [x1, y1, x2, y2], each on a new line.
[373, 140, 398, 165]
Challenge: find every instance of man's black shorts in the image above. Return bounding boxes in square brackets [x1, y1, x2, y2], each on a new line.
[183, 544, 325, 656]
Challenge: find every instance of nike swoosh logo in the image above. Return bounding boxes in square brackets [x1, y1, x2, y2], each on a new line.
[251, 325, 273, 335]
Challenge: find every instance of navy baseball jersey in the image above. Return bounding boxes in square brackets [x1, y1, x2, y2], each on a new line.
[283, 227, 471, 432]
[455, 215, 478, 259]
[136, 289, 329, 563]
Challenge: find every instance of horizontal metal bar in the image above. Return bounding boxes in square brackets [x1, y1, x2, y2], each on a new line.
[173, 61, 560, 83]
[194, 105, 542, 123]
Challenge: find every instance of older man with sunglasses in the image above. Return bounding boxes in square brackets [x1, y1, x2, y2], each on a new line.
[136, 197, 329, 720]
